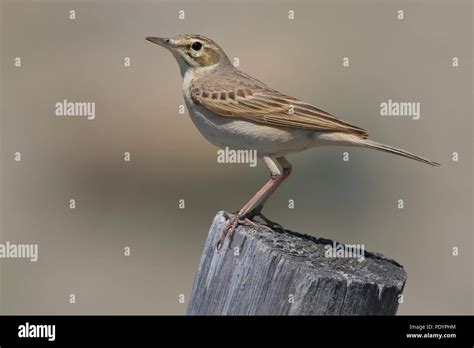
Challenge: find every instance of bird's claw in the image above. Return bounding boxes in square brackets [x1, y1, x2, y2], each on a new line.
[216, 211, 284, 249]
[217, 213, 258, 249]
[217, 214, 239, 250]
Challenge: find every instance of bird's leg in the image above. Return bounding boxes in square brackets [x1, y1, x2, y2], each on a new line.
[217, 157, 281, 248]
[217, 156, 292, 249]
[248, 156, 292, 219]
[246, 156, 292, 231]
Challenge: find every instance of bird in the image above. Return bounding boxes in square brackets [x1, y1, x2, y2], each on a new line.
[146, 34, 440, 248]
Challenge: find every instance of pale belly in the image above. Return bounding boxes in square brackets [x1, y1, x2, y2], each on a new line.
[185, 100, 319, 157]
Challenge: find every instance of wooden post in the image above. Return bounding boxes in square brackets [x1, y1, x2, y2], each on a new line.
[187, 212, 407, 315]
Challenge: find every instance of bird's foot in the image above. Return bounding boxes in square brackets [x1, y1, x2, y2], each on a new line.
[217, 212, 257, 249]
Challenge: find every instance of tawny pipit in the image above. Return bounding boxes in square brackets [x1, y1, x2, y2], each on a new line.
[146, 34, 440, 248]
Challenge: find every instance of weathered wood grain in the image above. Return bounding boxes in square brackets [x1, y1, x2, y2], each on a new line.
[187, 212, 406, 315]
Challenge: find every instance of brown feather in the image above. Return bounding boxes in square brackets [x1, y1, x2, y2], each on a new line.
[190, 69, 368, 137]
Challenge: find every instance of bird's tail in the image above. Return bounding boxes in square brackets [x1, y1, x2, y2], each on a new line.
[322, 133, 441, 166]
[359, 138, 440, 166]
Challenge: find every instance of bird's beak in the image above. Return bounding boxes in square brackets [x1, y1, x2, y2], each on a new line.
[146, 37, 176, 50]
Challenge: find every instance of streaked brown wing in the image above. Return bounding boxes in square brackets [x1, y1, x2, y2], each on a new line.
[190, 70, 368, 137]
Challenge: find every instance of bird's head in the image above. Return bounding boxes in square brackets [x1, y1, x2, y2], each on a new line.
[146, 34, 231, 75]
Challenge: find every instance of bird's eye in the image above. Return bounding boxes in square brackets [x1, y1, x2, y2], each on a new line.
[191, 42, 202, 51]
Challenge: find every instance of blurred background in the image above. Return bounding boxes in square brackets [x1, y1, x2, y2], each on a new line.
[0, 0, 472, 314]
